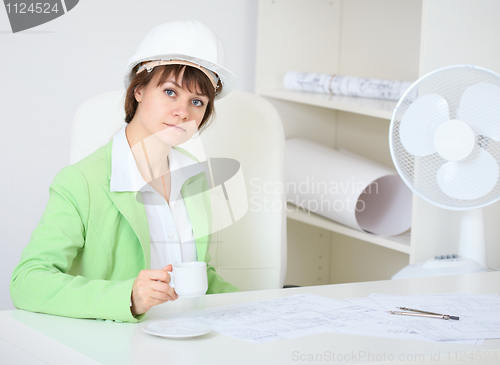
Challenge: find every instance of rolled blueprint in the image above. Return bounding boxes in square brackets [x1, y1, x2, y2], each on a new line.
[283, 71, 413, 101]
[286, 139, 412, 236]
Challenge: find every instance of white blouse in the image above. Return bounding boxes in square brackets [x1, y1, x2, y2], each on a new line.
[110, 126, 204, 269]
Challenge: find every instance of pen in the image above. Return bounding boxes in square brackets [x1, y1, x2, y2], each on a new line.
[388, 307, 459, 320]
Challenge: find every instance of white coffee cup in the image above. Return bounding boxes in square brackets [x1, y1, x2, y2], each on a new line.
[169, 261, 208, 298]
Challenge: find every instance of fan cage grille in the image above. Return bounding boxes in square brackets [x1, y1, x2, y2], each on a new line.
[390, 65, 500, 210]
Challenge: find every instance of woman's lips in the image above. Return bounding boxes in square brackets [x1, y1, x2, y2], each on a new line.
[163, 123, 185, 131]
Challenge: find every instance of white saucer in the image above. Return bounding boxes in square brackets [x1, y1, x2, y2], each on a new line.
[143, 319, 211, 339]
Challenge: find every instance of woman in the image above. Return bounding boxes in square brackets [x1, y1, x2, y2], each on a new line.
[10, 20, 239, 323]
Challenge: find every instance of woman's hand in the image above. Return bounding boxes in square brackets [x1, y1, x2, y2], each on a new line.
[130, 265, 178, 316]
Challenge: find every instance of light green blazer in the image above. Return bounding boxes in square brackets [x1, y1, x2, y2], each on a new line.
[10, 140, 238, 323]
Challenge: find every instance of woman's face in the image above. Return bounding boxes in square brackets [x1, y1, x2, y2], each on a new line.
[132, 70, 209, 146]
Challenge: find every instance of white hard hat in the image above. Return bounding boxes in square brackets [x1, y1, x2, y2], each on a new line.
[124, 20, 236, 99]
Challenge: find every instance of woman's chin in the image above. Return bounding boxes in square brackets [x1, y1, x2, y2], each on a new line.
[153, 129, 190, 146]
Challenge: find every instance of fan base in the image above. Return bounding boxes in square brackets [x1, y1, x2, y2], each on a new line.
[392, 258, 489, 279]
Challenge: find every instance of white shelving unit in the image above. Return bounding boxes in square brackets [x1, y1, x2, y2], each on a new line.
[259, 89, 397, 120]
[255, 0, 500, 286]
[286, 204, 411, 254]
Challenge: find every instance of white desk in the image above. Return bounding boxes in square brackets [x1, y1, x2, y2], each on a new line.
[2, 272, 500, 365]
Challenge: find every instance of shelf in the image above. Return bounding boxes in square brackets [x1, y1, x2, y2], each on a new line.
[286, 204, 411, 254]
[259, 88, 397, 120]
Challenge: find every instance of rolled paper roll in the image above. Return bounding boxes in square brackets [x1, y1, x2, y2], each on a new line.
[283, 72, 333, 94]
[286, 138, 412, 236]
[284, 71, 413, 101]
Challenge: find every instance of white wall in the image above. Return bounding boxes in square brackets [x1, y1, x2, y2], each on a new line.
[0, 0, 257, 310]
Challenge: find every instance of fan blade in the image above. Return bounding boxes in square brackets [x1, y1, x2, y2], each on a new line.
[458, 82, 500, 141]
[436, 149, 499, 200]
[399, 94, 449, 156]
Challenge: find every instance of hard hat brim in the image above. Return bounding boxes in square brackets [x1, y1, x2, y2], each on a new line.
[124, 54, 236, 99]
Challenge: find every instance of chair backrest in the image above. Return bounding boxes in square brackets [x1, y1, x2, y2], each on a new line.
[70, 90, 287, 291]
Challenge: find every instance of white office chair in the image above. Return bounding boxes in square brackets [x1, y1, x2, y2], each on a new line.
[70, 90, 287, 291]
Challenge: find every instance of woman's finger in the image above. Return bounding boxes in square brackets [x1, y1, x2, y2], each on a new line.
[138, 268, 171, 283]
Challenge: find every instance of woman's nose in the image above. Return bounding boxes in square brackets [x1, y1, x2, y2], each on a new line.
[172, 102, 189, 119]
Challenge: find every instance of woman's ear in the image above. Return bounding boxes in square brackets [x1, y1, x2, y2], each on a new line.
[134, 85, 144, 103]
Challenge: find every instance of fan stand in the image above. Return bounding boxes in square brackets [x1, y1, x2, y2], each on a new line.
[392, 208, 490, 279]
[458, 208, 487, 267]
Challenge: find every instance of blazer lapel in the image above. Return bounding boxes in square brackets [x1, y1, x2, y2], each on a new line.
[103, 140, 151, 269]
[103, 188, 151, 269]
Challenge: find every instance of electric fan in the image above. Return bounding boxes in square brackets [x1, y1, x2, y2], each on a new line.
[389, 65, 500, 279]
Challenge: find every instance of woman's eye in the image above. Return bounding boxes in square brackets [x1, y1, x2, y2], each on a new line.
[192, 99, 204, 107]
[165, 89, 176, 97]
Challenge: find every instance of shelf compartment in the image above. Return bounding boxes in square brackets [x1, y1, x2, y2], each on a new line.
[260, 88, 397, 120]
[286, 204, 411, 254]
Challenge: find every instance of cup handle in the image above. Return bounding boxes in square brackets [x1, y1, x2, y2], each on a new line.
[168, 270, 175, 288]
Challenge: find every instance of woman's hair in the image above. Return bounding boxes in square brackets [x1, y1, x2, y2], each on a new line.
[124, 64, 222, 133]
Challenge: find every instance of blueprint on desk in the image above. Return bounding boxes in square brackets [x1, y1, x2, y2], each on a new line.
[159, 293, 498, 344]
